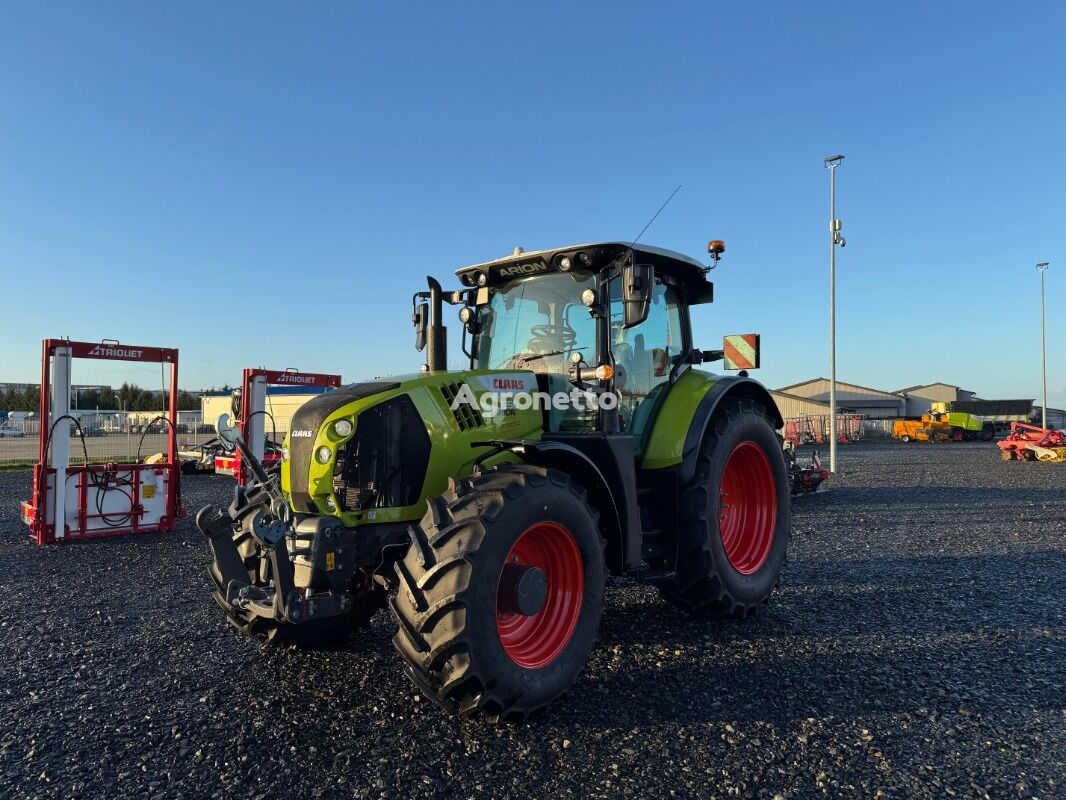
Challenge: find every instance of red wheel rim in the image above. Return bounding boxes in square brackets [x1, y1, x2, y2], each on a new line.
[496, 521, 584, 669]
[718, 441, 777, 575]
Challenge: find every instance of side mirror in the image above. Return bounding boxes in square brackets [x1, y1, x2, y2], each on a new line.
[413, 301, 428, 352]
[621, 263, 653, 328]
[216, 413, 240, 449]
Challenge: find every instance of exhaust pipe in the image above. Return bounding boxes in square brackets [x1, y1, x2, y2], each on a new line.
[425, 276, 447, 372]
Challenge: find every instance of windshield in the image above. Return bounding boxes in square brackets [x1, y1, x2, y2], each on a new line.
[474, 272, 597, 374]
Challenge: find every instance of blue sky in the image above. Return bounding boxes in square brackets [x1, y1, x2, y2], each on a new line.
[1, 2, 1063, 405]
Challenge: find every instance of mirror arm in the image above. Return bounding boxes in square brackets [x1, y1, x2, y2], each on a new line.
[215, 414, 283, 502]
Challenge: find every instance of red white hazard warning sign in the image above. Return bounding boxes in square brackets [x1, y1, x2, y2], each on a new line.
[723, 334, 760, 370]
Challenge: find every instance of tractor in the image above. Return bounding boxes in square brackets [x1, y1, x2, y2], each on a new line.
[198, 241, 791, 721]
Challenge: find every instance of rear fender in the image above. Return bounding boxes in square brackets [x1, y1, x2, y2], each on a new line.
[641, 370, 783, 484]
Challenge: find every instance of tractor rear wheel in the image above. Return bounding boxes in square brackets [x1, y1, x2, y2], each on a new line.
[390, 464, 604, 722]
[660, 399, 791, 618]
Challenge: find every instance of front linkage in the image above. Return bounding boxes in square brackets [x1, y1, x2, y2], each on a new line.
[197, 416, 377, 640]
[199, 503, 357, 628]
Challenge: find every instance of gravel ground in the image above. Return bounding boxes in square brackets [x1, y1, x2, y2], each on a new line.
[0, 442, 1063, 799]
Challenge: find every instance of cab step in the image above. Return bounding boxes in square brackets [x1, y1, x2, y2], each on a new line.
[634, 568, 676, 586]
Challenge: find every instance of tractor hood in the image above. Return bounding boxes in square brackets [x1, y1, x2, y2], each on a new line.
[281, 371, 544, 526]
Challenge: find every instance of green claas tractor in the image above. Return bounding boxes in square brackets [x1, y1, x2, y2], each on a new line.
[198, 241, 791, 721]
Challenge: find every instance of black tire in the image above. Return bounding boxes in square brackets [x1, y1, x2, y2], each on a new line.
[660, 399, 791, 619]
[390, 464, 605, 722]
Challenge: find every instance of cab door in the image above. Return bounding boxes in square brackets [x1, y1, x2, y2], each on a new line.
[608, 273, 687, 449]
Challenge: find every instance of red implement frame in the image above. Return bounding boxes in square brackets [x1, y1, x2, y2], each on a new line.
[226, 368, 342, 486]
[996, 422, 1066, 460]
[21, 339, 182, 544]
[783, 414, 864, 447]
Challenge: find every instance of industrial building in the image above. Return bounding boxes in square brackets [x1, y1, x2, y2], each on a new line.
[895, 383, 977, 416]
[777, 378, 1035, 424]
[775, 378, 906, 418]
[1044, 408, 1066, 429]
[769, 390, 831, 420]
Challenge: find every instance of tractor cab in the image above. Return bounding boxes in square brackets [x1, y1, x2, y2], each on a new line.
[464, 244, 701, 442]
[415, 242, 723, 445]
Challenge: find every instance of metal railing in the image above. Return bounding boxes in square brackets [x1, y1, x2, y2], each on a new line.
[783, 414, 884, 446]
[0, 411, 218, 466]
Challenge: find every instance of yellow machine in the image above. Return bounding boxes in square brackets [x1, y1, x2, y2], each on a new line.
[894, 405, 996, 443]
[893, 413, 953, 443]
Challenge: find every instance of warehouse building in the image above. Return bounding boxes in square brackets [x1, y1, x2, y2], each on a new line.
[895, 383, 977, 416]
[770, 390, 831, 420]
[1043, 408, 1066, 429]
[775, 378, 906, 418]
[778, 377, 1036, 426]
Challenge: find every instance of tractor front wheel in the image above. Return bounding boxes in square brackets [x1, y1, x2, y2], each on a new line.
[661, 399, 791, 618]
[390, 464, 604, 722]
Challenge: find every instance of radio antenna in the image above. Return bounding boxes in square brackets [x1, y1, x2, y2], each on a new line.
[631, 184, 682, 246]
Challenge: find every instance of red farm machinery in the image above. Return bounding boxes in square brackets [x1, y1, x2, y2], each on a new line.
[21, 339, 184, 544]
[214, 368, 342, 486]
[997, 422, 1066, 462]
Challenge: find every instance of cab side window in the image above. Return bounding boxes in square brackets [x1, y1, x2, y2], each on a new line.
[609, 276, 684, 436]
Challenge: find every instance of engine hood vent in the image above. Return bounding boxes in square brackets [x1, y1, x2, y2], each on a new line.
[439, 382, 484, 431]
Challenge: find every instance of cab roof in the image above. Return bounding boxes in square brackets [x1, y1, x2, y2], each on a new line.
[454, 242, 714, 304]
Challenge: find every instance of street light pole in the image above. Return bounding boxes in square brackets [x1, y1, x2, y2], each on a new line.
[824, 154, 845, 473]
[1037, 262, 1049, 429]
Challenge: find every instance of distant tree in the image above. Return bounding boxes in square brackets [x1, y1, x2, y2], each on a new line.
[77, 388, 100, 409]
[20, 386, 39, 412]
[117, 382, 137, 411]
[132, 389, 151, 412]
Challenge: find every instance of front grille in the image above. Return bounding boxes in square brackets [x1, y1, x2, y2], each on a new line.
[287, 381, 400, 511]
[331, 395, 430, 513]
[439, 382, 484, 431]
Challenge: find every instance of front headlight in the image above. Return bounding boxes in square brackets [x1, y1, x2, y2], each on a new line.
[316, 445, 332, 464]
[333, 419, 353, 437]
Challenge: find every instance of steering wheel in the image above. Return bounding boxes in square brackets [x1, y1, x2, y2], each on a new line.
[529, 323, 577, 347]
